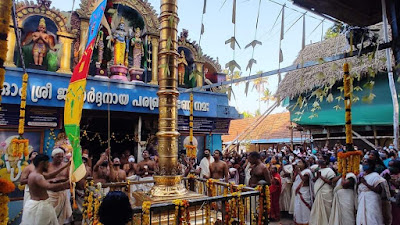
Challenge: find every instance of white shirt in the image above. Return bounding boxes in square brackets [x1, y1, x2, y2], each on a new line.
[199, 156, 214, 178]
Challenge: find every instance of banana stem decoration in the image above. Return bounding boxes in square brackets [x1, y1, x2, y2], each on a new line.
[186, 92, 197, 159]
[338, 63, 362, 176]
[343, 63, 353, 152]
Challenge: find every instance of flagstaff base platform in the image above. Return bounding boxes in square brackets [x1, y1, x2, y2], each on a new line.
[132, 190, 206, 206]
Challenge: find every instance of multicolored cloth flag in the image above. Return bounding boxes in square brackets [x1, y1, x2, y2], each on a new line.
[64, 0, 107, 183]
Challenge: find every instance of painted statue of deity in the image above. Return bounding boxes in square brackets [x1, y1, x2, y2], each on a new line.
[22, 18, 55, 66]
[131, 27, 144, 68]
[178, 50, 188, 85]
[112, 18, 128, 66]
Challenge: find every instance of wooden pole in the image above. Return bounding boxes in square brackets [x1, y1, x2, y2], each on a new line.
[382, 0, 399, 149]
[373, 126, 378, 147]
[290, 122, 294, 150]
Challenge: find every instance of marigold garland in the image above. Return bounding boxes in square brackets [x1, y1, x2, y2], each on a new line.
[10, 138, 29, 158]
[255, 185, 270, 225]
[0, 178, 15, 194]
[185, 144, 197, 159]
[337, 151, 362, 175]
[206, 179, 217, 209]
[18, 73, 28, 135]
[0, 0, 12, 110]
[172, 199, 190, 225]
[10, 73, 30, 157]
[205, 201, 211, 225]
[0, 178, 14, 225]
[142, 201, 151, 225]
[0, 195, 10, 225]
[93, 187, 102, 225]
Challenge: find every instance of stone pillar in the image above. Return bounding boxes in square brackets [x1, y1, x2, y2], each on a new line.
[195, 61, 204, 87]
[150, 36, 159, 85]
[79, 19, 89, 58]
[57, 33, 74, 74]
[5, 27, 16, 67]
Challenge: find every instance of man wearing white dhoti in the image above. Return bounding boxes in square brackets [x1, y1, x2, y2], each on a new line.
[280, 161, 293, 212]
[329, 172, 357, 225]
[357, 159, 389, 225]
[199, 149, 214, 179]
[309, 155, 335, 225]
[137, 150, 157, 192]
[21, 154, 70, 225]
[291, 158, 313, 225]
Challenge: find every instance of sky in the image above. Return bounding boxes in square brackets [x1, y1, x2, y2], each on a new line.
[50, 0, 333, 115]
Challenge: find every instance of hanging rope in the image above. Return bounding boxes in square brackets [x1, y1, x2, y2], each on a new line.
[244, 0, 262, 96]
[198, 0, 207, 47]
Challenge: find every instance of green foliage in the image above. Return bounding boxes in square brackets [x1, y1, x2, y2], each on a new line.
[324, 23, 344, 39]
[242, 111, 254, 118]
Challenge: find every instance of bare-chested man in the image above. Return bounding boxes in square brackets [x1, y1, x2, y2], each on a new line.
[93, 150, 111, 184]
[20, 151, 38, 206]
[47, 148, 72, 225]
[123, 155, 137, 177]
[20, 151, 70, 207]
[137, 150, 157, 192]
[21, 154, 70, 225]
[248, 151, 271, 187]
[110, 157, 126, 182]
[137, 150, 157, 178]
[209, 150, 229, 183]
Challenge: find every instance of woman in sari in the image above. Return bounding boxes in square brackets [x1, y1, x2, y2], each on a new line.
[292, 158, 313, 225]
[309, 155, 335, 225]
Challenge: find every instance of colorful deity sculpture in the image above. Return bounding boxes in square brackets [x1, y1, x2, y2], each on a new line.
[22, 18, 55, 66]
[131, 27, 144, 69]
[0, 135, 31, 183]
[178, 50, 188, 85]
[112, 18, 128, 66]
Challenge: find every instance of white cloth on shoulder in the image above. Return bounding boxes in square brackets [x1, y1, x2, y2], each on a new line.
[21, 198, 58, 225]
[356, 172, 386, 225]
[48, 189, 72, 225]
[199, 157, 214, 178]
[292, 168, 313, 224]
[309, 167, 335, 225]
[329, 172, 357, 225]
[280, 164, 293, 211]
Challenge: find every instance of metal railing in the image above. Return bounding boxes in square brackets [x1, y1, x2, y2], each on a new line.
[82, 177, 269, 225]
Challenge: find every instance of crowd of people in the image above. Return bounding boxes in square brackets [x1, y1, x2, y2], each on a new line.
[18, 142, 400, 225]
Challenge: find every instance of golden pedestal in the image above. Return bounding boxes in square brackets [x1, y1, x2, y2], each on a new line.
[132, 190, 205, 206]
[132, 190, 218, 225]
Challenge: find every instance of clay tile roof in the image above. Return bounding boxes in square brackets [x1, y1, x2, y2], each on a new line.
[222, 112, 302, 143]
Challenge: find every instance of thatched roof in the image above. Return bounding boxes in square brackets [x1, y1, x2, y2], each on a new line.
[276, 25, 390, 99]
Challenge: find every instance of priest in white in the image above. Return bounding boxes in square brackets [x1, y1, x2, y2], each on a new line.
[309, 155, 335, 225]
[199, 149, 214, 179]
